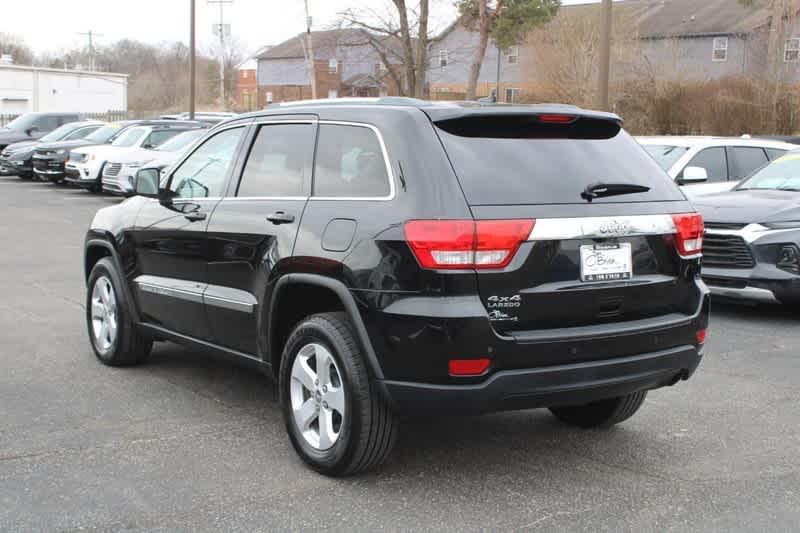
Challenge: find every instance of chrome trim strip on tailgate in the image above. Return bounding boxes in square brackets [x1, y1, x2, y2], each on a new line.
[528, 214, 676, 241]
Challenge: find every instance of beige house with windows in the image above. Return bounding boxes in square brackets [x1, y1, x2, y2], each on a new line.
[428, 0, 800, 102]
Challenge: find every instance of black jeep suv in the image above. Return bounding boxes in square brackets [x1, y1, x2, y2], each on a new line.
[83, 99, 709, 476]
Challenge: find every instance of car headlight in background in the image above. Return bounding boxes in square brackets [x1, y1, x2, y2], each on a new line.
[56, 149, 66, 155]
[777, 244, 800, 274]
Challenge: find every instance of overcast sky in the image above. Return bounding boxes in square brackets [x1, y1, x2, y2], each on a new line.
[3, 0, 599, 58]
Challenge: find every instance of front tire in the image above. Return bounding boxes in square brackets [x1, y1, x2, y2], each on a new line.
[86, 257, 152, 366]
[279, 312, 398, 476]
[549, 391, 647, 428]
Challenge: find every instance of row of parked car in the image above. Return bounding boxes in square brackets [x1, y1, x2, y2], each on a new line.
[0, 111, 235, 194]
[1, 107, 799, 308]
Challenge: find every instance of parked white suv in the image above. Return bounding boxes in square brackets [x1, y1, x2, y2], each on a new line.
[637, 136, 797, 197]
[65, 123, 201, 192]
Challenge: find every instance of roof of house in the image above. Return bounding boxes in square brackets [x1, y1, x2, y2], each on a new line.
[256, 29, 370, 60]
[634, 0, 771, 39]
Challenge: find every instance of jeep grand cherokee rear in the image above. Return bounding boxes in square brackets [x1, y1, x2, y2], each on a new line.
[376, 108, 708, 420]
[83, 100, 707, 476]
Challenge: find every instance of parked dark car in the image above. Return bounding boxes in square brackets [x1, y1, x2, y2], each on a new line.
[694, 150, 800, 305]
[83, 99, 708, 476]
[0, 112, 80, 156]
[0, 120, 102, 179]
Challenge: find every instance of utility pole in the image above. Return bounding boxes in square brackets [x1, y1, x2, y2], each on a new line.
[303, 0, 317, 99]
[495, 44, 501, 102]
[208, 0, 233, 104]
[190, 0, 196, 120]
[597, 0, 613, 111]
[77, 30, 103, 71]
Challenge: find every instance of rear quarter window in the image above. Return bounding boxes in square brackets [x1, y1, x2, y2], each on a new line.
[435, 117, 682, 205]
[313, 124, 391, 198]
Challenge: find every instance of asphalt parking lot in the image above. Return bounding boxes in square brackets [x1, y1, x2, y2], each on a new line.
[1, 175, 799, 532]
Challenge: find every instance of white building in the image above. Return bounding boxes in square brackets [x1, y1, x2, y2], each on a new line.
[0, 64, 128, 114]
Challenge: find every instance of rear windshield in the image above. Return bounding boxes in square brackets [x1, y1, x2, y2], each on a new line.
[435, 117, 683, 205]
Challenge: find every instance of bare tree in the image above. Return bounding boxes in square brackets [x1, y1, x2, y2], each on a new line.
[0, 33, 34, 65]
[525, 4, 639, 108]
[341, 0, 431, 97]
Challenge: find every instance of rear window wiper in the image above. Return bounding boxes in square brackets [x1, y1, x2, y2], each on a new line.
[581, 182, 651, 202]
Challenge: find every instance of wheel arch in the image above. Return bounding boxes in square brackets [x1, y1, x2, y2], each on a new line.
[84, 237, 140, 323]
[267, 273, 385, 382]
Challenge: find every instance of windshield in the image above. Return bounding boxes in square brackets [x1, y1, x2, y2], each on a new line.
[642, 144, 690, 171]
[39, 123, 78, 143]
[155, 129, 205, 152]
[111, 126, 148, 147]
[5, 114, 41, 131]
[84, 124, 121, 143]
[738, 152, 800, 191]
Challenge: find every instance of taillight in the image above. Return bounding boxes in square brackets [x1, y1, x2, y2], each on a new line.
[696, 328, 707, 345]
[671, 213, 704, 257]
[536, 114, 577, 124]
[449, 358, 491, 376]
[404, 219, 534, 270]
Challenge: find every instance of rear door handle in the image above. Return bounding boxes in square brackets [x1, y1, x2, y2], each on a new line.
[184, 211, 207, 222]
[266, 211, 295, 225]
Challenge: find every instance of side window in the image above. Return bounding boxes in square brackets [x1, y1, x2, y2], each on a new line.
[146, 129, 181, 147]
[766, 148, 788, 160]
[313, 124, 391, 198]
[64, 126, 97, 141]
[682, 147, 727, 182]
[36, 115, 60, 132]
[729, 147, 769, 180]
[169, 127, 244, 199]
[236, 123, 314, 197]
[60, 115, 79, 126]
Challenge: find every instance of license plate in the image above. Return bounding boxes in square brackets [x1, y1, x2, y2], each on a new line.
[579, 243, 632, 282]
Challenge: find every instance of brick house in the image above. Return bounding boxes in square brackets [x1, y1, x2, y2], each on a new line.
[235, 58, 258, 111]
[256, 29, 403, 106]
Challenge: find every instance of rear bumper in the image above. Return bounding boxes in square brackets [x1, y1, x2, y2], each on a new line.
[363, 284, 709, 414]
[381, 345, 702, 414]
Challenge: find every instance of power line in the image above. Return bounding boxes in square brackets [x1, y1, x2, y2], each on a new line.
[77, 30, 104, 71]
[208, 0, 233, 102]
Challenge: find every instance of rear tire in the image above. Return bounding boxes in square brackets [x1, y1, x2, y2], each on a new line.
[279, 312, 398, 476]
[549, 391, 647, 428]
[86, 257, 152, 366]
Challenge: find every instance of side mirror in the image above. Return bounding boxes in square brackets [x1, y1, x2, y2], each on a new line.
[679, 166, 708, 184]
[134, 168, 161, 198]
[142, 143, 156, 150]
[25, 127, 39, 136]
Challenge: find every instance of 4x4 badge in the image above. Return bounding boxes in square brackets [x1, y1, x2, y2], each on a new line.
[487, 295, 521, 308]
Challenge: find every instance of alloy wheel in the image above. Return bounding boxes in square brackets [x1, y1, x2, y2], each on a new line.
[90, 276, 118, 354]
[289, 343, 346, 451]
